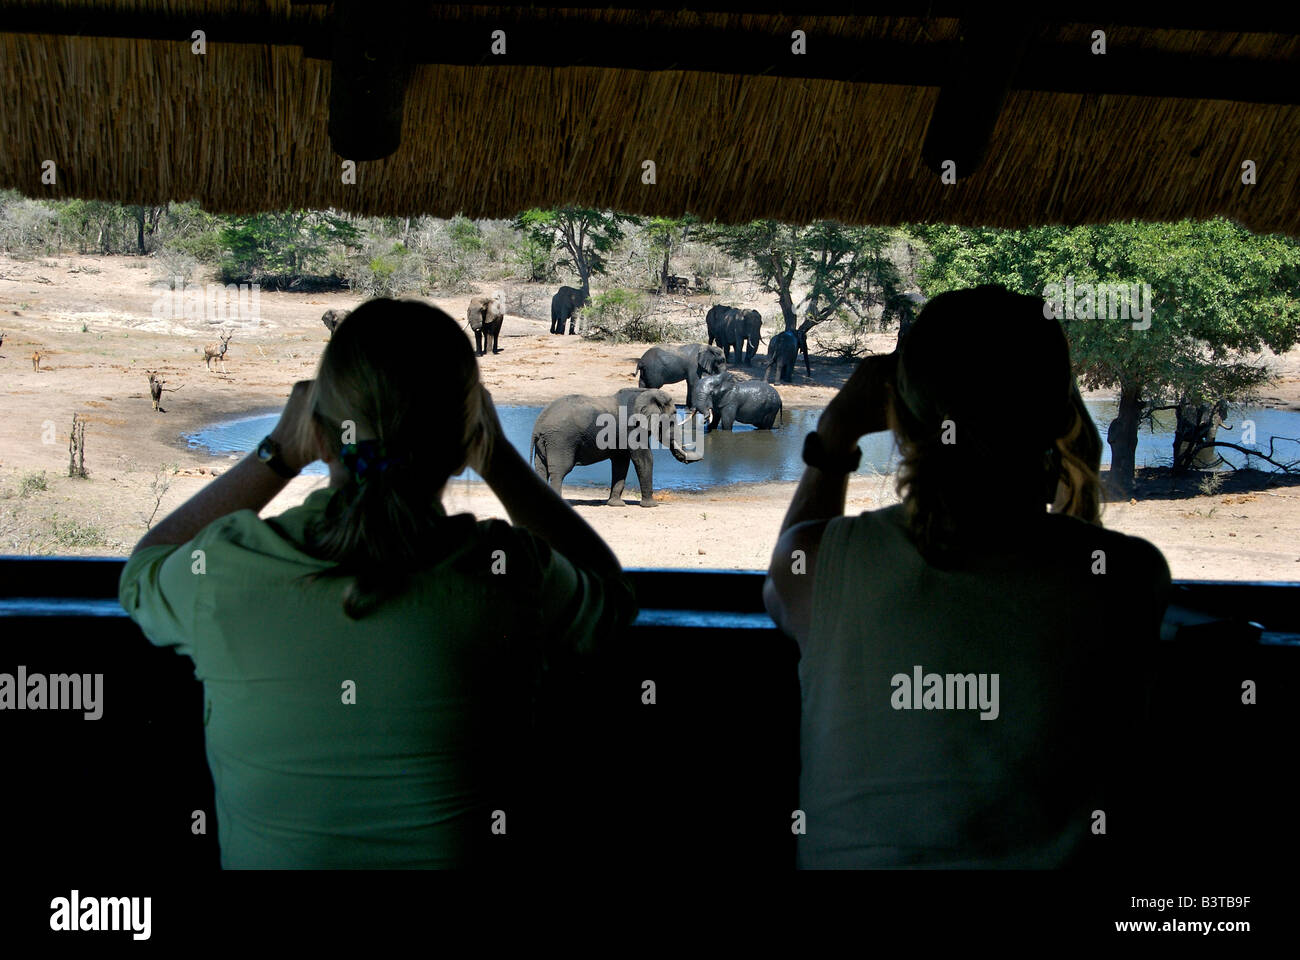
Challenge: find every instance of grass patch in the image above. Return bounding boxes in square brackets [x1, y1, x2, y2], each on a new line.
[19, 470, 47, 497]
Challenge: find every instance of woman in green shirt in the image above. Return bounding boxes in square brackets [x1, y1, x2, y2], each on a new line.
[119, 298, 637, 868]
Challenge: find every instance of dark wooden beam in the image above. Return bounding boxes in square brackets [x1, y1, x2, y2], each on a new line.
[922, 17, 1039, 177]
[1, 7, 1297, 106]
[326, 1, 413, 159]
[291, 2, 1300, 32]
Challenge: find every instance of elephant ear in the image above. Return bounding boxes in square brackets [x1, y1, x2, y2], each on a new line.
[640, 389, 673, 416]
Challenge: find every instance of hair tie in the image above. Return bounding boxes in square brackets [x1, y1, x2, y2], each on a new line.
[341, 439, 408, 483]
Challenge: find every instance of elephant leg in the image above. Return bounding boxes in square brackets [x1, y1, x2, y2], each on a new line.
[608, 453, 631, 506]
[474, 330, 484, 355]
[630, 449, 657, 506]
[803, 350, 811, 377]
[546, 451, 574, 498]
[685, 372, 697, 412]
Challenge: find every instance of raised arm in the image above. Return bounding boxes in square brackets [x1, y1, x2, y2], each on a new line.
[764, 352, 897, 639]
[471, 386, 623, 583]
[130, 381, 315, 556]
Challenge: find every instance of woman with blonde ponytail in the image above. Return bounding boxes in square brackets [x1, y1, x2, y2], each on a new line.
[765, 284, 1170, 869]
[120, 298, 635, 868]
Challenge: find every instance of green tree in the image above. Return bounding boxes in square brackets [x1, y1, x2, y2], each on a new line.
[513, 207, 635, 298]
[217, 211, 360, 286]
[702, 220, 908, 337]
[910, 219, 1300, 495]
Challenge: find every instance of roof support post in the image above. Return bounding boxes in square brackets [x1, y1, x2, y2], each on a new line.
[328, 0, 413, 160]
[921, 16, 1038, 179]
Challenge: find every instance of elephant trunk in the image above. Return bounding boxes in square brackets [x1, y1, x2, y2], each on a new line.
[668, 415, 703, 463]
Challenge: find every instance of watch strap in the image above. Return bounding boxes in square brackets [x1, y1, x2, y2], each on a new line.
[257, 435, 298, 478]
[802, 431, 862, 474]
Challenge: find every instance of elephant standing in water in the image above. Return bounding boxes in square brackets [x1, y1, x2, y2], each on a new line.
[551, 285, 589, 335]
[765, 328, 811, 383]
[706, 305, 764, 366]
[531, 388, 703, 507]
[466, 290, 506, 356]
[694, 373, 783, 430]
[635, 342, 726, 411]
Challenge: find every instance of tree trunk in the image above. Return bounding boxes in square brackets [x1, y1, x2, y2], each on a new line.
[778, 287, 797, 332]
[1106, 381, 1143, 498]
[1173, 398, 1226, 472]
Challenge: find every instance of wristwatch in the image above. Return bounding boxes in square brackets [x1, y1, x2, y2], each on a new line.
[802, 431, 862, 474]
[255, 435, 298, 478]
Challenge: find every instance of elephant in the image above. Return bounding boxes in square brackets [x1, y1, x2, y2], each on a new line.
[705, 305, 764, 366]
[322, 308, 350, 336]
[531, 387, 703, 507]
[694, 373, 783, 431]
[764, 328, 811, 383]
[635, 342, 726, 412]
[466, 290, 506, 356]
[551, 285, 589, 335]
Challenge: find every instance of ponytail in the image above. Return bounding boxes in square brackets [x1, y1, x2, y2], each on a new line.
[294, 299, 484, 619]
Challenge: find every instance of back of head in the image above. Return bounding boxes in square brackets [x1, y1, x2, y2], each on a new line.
[890, 284, 1101, 561]
[301, 298, 484, 618]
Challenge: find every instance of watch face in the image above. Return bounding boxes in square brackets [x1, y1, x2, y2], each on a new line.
[257, 437, 276, 461]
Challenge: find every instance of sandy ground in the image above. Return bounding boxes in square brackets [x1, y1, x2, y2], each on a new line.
[1, 253, 1299, 580]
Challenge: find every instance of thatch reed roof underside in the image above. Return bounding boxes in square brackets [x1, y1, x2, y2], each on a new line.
[2, 4, 1298, 233]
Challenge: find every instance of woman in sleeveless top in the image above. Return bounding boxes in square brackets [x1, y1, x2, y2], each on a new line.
[765, 285, 1170, 868]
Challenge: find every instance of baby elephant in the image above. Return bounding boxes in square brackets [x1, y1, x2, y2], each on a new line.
[765, 328, 810, 383]
[322, 308, 350, 336]
[466, 291, 506, 356]
[531, 388, 703, 507]
[695, 373, 783, 430]
[635, 343, 726, 412]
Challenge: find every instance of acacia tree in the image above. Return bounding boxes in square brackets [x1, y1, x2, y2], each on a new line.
[702, 220, 908, 339]
[513, 207, 634, 299]
[910, 219, 1300, 495]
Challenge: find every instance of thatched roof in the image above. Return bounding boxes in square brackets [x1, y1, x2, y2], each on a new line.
[2, 3, 1299, 233]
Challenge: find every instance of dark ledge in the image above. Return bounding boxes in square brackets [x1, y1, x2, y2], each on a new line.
[0, 556, 1297, 643]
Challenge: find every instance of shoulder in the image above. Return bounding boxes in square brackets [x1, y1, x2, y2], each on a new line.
[1044, 514, 1171, 586]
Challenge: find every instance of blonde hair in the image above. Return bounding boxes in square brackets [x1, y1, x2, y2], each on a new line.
[298, 298, 490, 619]
[889, 286, 1102, 564]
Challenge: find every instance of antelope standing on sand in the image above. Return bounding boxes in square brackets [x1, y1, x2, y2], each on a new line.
[204, 330, 233, 374]
[31, 350, 42, 372]
[146, 370, 183, 413]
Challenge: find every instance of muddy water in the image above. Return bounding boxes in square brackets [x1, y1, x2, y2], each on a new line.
[183, 402, 1300, 491]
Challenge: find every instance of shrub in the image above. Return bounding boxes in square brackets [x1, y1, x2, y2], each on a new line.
[152, 247, 200, 288]
[19, 470, 48, 497]
[344, 241, 427, 298]
[580, 288, 688, 343]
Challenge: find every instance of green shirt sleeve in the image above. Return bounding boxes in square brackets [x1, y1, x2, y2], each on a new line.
[118, 540, 203, 657]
